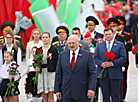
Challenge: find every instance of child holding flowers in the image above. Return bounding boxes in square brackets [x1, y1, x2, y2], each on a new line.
[0, 51, 20, 102]
[35, 32, 58, 102]
[19, 46, 42, 102]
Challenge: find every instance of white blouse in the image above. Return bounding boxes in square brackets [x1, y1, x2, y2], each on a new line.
[21, 58, 35, 78]
[0, 61, 19, 83]
[0, 44, 21, 72]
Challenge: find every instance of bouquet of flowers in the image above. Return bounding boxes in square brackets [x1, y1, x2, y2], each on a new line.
[98, 52, 115, 79]
[5, 62, 19, 97]
[32, 49, 44, 91]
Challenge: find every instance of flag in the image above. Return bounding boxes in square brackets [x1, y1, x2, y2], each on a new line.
[32, 5, 60, 41]
[56, 0, 67, 23]
[29, 0, 50, 32]
[75, 7, 92, 34]
[65, 0, 82, 35]
[49, 0, 57, 11]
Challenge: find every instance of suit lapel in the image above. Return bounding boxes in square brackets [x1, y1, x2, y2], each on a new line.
[68, 50, 72, 71]
[103, 41, 107, 52]
[110, 40, 116, 52]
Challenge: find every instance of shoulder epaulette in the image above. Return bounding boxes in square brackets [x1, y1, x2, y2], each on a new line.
[52, 41, 59, 45]
[14, 35, 21, 38]
[0, 36, 4, 38]
[15, 39, 19, 42]
[124, 32, 130, 35]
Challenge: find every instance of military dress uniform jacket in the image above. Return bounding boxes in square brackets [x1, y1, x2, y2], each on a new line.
[0, 36, 21, 48]
[115, 31, 132, 67]
[92, 31, 104, 47]
[52, 40, 67, 54]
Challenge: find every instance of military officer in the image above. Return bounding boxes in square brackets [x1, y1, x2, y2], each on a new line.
[86, 16, 104, 47]
[0, 21, 25, 56]
[52, 26, 69, 54]
[115, 16, 132, 102]
[85, 16, 104, 102]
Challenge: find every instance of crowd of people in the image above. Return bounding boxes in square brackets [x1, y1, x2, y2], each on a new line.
[0, 0, 138, 102]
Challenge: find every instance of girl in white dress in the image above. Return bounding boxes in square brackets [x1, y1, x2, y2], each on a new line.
[35, 32, 58, 102]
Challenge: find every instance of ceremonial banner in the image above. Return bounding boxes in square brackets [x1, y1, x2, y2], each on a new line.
[57, 0, 67, 23]
[65, 0, 82, 35]
[32, 5, 60, 40]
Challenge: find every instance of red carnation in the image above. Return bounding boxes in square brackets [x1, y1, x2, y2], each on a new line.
[132, 44, 138, 54]
[104, 52, 115, 61]
[98, 52, 115, 79]
[92, 53, 94, 56]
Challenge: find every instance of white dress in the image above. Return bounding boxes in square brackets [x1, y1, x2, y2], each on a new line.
[37, 51, 55, 94]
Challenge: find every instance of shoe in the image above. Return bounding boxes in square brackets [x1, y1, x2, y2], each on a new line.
[93, 101, 97, 102]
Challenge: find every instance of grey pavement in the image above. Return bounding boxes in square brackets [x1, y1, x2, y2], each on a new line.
[0, 52, 138, 102]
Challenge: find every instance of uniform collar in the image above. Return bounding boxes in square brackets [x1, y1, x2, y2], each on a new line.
[6, 44, 13, 48]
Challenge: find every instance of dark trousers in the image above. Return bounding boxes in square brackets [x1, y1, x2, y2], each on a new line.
[62, 98, 91, 102]
[93, 78, 100, 102]
[123, 66, 128, 99]
[100, 72, 121, 102]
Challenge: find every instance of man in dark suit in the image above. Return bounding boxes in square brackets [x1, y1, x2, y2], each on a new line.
[65, 27, 89, 51]
[54, 35, 97, 102]
[94, 27, 127, 102]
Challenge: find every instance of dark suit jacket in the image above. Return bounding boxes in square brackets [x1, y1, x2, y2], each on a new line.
[94, 40, 127, 79]
[54, 49, 97, 100]
[65, 40, 89, 51]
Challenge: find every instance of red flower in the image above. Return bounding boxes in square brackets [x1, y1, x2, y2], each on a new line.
[11, 63, 16, 66]
[37, 49, 43, 53]
[33, 59, 35, 62]
[79, 44, 82, 48]
[104, 52, 115, 61]
[132, 44, 138, 54]
[16, 64, 19, 67]
[128, 40, 132, 44]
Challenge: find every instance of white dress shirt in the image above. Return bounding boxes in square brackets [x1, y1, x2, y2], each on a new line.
[60, 40, 65, 46]
[0, 44, 22, 72]
[70, 47, 80, 63]
[91, 31, 95, 39]
[0, 61, 19, 83]
[21, 58, 35, 78]
[106, 39, 114, 51]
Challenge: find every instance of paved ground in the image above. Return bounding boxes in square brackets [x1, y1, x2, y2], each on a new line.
[0, 52, 138, 102]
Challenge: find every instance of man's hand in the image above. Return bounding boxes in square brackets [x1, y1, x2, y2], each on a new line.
[56, 92, 61, 100]
[101, 62, 107, 68]
[87, 90, 95, 98]
[18, 75, 21, 80]
[35, 66, 40, 72]
[105, 62, 113, 67]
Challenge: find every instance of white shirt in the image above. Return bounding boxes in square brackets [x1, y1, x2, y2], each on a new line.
[21, 58, 35, 78]
[91, 31, 95, 39]
[0, 61, 19, 83]
[0, 45, 22, 72]
[70, 47, 80, 63]
[106, 39, 114, 51]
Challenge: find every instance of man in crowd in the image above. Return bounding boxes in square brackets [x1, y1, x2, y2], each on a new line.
[55, 35, 97, 102]
[86, 16, 104, 47]
[65, 27, 89, 51]
[115, 16, 132, 102]
[94, 27, 127, 102]
[52, 26, 69, 54]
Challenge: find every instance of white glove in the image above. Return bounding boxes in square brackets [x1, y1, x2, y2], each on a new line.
[122, 67, 125, 72]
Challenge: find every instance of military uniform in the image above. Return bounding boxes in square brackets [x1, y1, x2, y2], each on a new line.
[115, 16, 132, 101]
[52, 40, 68, 54]
[0, 21, 25, 57]
[86, 16, 104, 48]
[52, 26, 69, 102]
[86, 16, 104, 102]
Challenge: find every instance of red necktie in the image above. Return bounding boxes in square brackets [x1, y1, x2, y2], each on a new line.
[71, 52, 75, 71]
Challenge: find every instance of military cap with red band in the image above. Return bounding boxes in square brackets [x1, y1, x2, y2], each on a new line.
[115, 16, 126, 25]
[107, 18, 120, 26]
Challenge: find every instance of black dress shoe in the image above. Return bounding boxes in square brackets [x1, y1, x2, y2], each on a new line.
[93, 101, 97, 102]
